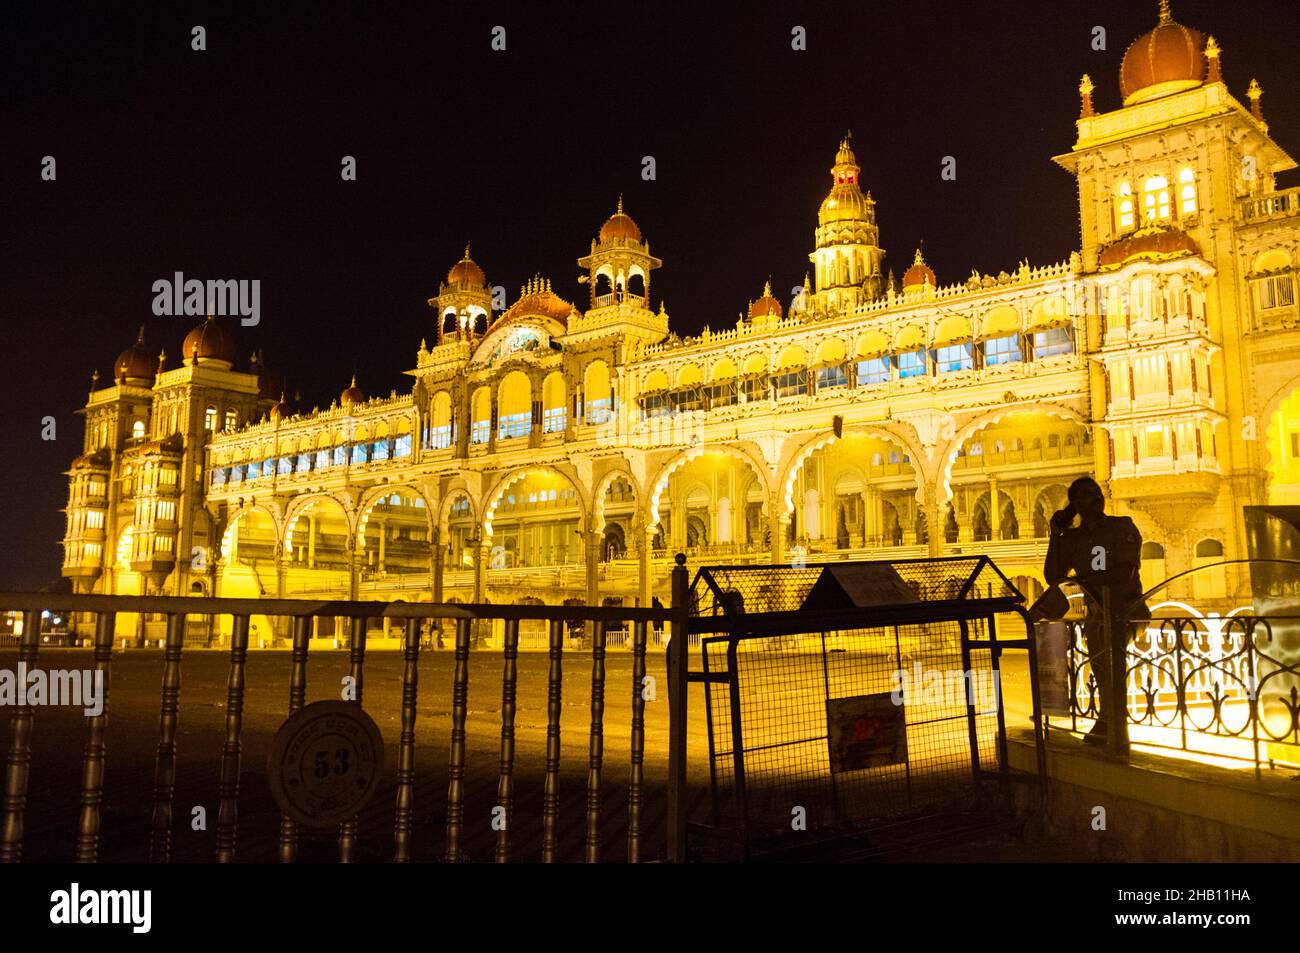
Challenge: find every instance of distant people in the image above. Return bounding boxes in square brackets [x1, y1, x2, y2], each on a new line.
[1043, 477, 1149, 746]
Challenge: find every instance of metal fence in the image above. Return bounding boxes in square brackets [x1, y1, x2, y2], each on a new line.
[1060, 611, 1300, 773]
[684, 556, 1044, 860]
[0, 568, 691, 863]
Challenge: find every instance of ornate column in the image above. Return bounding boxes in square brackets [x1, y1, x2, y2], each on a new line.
[989, 476, 1001, 540]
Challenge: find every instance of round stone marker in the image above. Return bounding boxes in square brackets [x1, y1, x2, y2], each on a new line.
[268, 700, 385, 828]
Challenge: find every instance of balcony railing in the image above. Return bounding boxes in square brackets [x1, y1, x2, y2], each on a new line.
[1239, 186, 1300, 225]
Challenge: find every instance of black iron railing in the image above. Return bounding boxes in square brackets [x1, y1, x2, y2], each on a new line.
[0, 568, 692, 864]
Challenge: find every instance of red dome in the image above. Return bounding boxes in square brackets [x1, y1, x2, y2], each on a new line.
[1120, 2, 1206, 106]
[599, 197, 642, 244]
[446, 246, 486, 288]
[902, 249, 936, 288]
[340, 376, 365, 406]
[748, 281, 783, 319]
[181, 316, 235, 365]
[114, 327, 155, 384]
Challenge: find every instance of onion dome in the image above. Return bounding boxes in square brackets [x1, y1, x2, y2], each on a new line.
[902, 248, 936, 288]
[499, 275, 578, 324]
[340, 375, 365, 407]
[181, 315, 236, 367]
[818, 135, 874, 225]
[1120, 1, 1206, 106]
[1098, 223, 1199, 270]
[446, 244, 486, 289]
[748, 280, 784, 319]
[114, 327, 155, 384]
[598, 196, 642, 243]
[269, 392, 291, 421]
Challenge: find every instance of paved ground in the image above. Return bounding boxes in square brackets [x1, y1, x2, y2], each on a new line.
[0, 645, 1054, 862]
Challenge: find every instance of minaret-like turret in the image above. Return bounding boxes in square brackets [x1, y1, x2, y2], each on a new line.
[809, 134, 885, 313]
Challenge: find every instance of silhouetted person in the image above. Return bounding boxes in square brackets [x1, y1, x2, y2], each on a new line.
[1044, 477, 1149, 746]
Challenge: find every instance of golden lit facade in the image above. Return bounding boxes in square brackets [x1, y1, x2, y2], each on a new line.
[61, 4, 1300, 638]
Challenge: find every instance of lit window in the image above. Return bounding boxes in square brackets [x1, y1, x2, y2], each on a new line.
[498, 412, 531, 440]
[394, 434, 412, 457]
[1178, 168, 1197, 216]
[278, 456, 293, 475]
[984, 334, 1021, 366]
[1143, 175, 1170, 222]
[427, 425, 452, 449]
[857, 357, 891, 385]
[543, 407, 567, 433]
[297, 452, 312, 472]
[225, 409, 238, 431]
[773, 370, 808, 399]
[131, 419, 145, 440]
[816, 364, 848, 389]
[897, 348, 928, 379]
[471, 420, 490, 444]
[86, 510, 104, 529]
[1032, 327, 1074, 359]
[261, 458, 275, 477]
[205, 406, 218, 431]
[1257, 275, 1295, 310]
[586, 397, 612, 424]
[935, 343, 973, 373]
[1117, 182, 1134, 230]
[351, 443, 368, 465]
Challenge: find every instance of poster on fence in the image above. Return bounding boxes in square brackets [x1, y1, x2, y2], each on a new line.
[826, 692, 908, 773]
[1035, 620, 1072, 717]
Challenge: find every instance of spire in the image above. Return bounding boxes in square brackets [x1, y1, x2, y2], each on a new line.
[616, 194, 624, 215]
[463, 242, 472, 260]
[1078, 74, 1095, 118]
[135, 326, 146, 345]
[1248, 79, 1264, 123]
[1205, 36, 1221, 84]
[1158, 0, 1171, 25]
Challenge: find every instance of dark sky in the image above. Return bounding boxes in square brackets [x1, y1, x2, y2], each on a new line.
[3, 0, 1299, 589]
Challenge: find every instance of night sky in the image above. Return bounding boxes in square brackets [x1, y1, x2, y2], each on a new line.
[3, 0, 1298, 589]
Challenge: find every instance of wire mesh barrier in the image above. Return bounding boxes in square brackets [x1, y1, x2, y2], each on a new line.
[685, 556, 1045, 860]
[0, 585, 689, 864]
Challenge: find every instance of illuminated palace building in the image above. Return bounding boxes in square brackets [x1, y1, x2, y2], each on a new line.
[60, 4, 1300, 640]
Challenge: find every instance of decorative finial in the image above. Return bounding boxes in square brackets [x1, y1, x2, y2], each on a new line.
[763, 278, 772, 297]
[1158, 0, 1172, 25]
[91, 368, 99, 387]
[913, 247, 924, 265]
[463, 242, 472, 259]
[616, 194, 624, 215]
[157, 349, 167, 372]
[1079, 74, 1095, 118]
[1248, 79, 1264, 122]
[1205, 37, 1221, 84]
[135, 325, 146, 344]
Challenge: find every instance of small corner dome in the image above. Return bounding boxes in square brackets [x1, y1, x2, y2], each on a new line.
[182, 316, 236, 366]
[598, 197, 642, 244]
[114, 327, 155, 384]
[902, 249, 936, 288]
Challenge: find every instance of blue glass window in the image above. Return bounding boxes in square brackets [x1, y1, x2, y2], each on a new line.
[984, 334, 1022, 366]
[856, 357, 891, 385]
[897, 349, 928, 379]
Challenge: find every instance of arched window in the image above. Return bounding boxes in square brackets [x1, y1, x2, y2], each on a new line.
[225, 408, 238, 431]
[204, 405, 218, 432]
[1178, 167, 1197, 216]
[131, 419, 145, 440]
[1116, 181, 1135, 231]
[1195, 538, 1224, 558]
[1140, 541, 1165, 559]
[1143, 175, 1170, 222]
